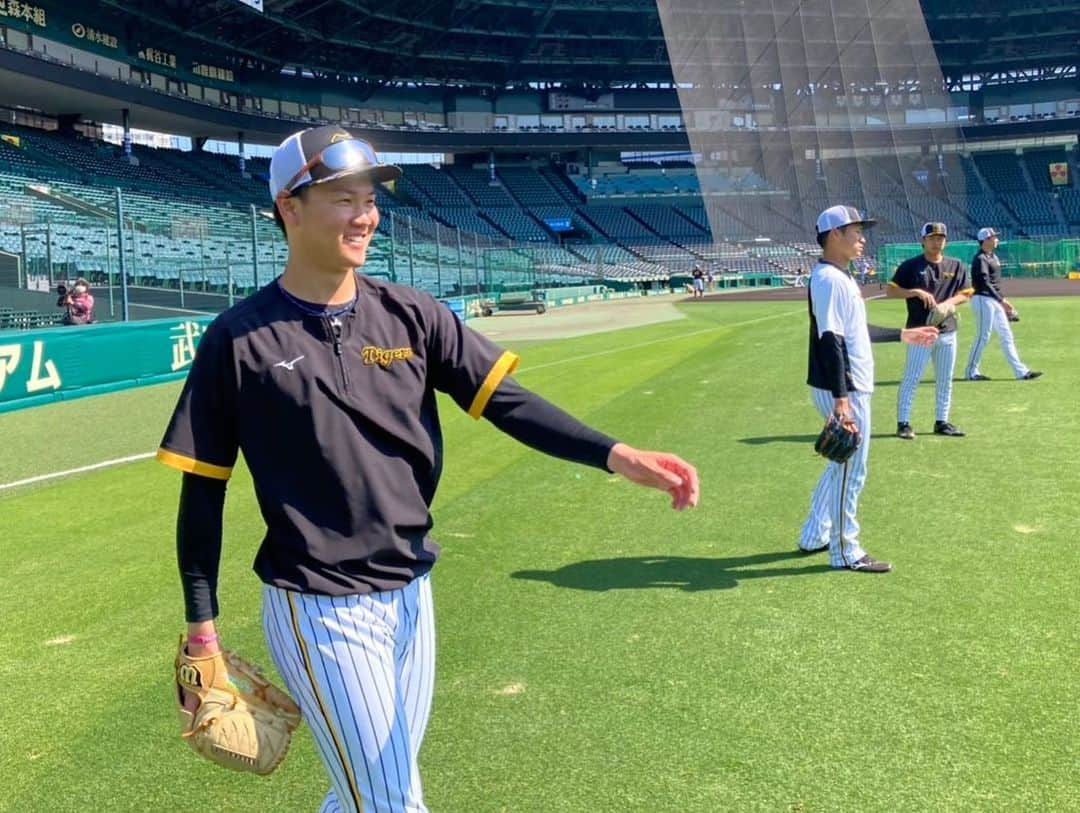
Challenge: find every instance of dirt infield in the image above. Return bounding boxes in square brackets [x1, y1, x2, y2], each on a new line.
[704, 277, 1080, 302]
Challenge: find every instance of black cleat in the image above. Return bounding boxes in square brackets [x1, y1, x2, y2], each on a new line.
[933, 421, 965, 437]
[844, 555, 892, 573]
[967, 374, 991, 381]
[897, 422, 915, 440]
[1021, 371, 1043, 380]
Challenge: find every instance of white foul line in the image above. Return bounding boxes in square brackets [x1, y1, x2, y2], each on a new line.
[0, 452, 156, 491]
[130, 302, 210, 315]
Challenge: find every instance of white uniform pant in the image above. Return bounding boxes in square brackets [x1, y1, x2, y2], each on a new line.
[897, 330, 957, 424]
[964, 295, 1029, 379]
[799, 388, 871, 568]
[263, 575, 435, 813]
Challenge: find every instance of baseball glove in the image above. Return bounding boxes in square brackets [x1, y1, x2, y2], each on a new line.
[925, 301, 956, 327]
[814, 414, 861, 464]
[175, 636, 302, 775]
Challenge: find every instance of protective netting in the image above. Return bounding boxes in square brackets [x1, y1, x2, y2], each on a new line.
[879, 238, 1080, 278]
[656, 0, 969, 247]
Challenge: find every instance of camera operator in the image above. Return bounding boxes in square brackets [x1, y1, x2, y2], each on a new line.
[57, 278, 95, 325]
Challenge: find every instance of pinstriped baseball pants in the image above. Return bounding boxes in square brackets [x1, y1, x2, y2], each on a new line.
[799, 388, 870, 568]
[897, 330, 957, 424]
[964, 295, 1029, 379]
[262, 576, 435, 813]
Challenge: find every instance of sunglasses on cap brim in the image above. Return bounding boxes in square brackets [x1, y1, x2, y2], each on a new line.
[277, 139, 392, 200]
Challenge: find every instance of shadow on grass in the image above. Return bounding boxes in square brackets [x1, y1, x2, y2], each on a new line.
[874, 379, 993, 386]
[512, 551, 831, 592]
[739, 433, 896, 444]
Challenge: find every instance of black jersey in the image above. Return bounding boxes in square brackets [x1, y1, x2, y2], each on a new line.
[159, 275, 517, 597]
[889, 254, 973, 333]
[971, 251, 1005, 303]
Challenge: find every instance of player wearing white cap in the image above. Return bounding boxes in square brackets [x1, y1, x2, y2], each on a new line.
[963, 227, 1042, 382]
[798, 206, 938, 572]
[161, 125, 700, 812]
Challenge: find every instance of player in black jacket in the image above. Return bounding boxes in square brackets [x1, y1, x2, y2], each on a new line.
[963, 227, 1042, 381]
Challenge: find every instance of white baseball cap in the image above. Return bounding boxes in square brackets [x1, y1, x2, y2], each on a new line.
[269, 125, 401, 200]
[816, 205, 876, 235]
[976, 227, 998, 242]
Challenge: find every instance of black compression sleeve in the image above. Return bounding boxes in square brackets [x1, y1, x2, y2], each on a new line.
[867, 324, 903, 343]
[177, 472, 227, 623]
[818, 331, 849, 398]
[482, 376, 618, 471]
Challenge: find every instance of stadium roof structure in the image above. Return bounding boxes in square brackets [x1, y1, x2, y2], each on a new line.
[922, 0, 1080, 78]
[0, 1, 1076, 148]
[94, 0, 1079, 88]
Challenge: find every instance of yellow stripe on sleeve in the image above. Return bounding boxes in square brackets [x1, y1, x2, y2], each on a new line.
[961, 287, 975, 295]
[886, 281, 901, 287]
[156, 448, 232, 480]
[467, 350, 521, 419]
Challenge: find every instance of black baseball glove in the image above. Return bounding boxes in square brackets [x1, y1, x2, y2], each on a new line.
[814, 414, 861, 463]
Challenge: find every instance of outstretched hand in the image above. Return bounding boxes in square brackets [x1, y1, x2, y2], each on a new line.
[606, 442, 700, 510]
[901, 325, 939, 347]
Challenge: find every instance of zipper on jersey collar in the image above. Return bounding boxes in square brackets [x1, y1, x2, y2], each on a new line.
[324, 314, 350, 392]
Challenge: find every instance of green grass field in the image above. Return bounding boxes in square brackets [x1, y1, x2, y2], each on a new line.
[2, 296, 1079, 812]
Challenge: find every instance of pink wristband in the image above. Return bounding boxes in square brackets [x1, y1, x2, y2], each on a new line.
[188, 633, 218, 646]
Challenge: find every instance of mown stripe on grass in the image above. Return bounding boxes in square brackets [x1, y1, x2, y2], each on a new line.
[517, 307, 804, 374]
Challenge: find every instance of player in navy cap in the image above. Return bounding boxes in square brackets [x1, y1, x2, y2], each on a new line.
[888, 222, 974, 439]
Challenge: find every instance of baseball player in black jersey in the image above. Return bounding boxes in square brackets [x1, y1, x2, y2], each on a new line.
[964, 227, 1042, 382]
[158, 125, 699, 813]
[691, 264, 705, 297]
[887, 222, 974, 440]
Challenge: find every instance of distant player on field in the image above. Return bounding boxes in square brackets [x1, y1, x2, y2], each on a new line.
[963, 227, 1042, 382]
[692, 263, 705, 298]
[888, 222, 973, 440]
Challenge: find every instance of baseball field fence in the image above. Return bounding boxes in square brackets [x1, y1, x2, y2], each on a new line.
[0, 183, 677, 322]
[878, 238, 1080, 279]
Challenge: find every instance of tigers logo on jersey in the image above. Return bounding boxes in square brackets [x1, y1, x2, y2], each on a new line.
[362, 346, 414, 368]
